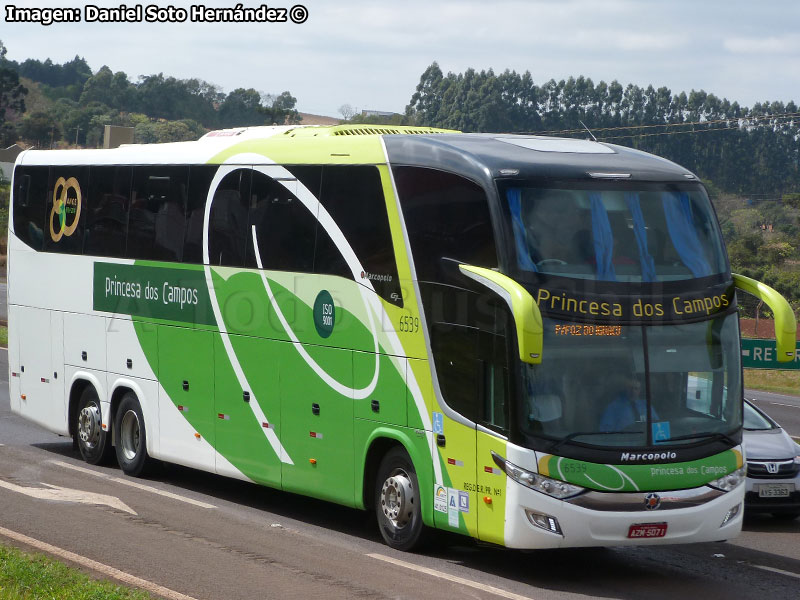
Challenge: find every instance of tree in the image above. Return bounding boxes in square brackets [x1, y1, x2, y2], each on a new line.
[218, 88, 264, 127]
[80, 66, 135, 111]
[263, 91, 300, 125]
[338, 103, 355, 121]
[0, 40, 27, 139]
[17, 111, 60, 147]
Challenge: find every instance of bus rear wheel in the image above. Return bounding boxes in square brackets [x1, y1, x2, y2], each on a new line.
[374, 447, 427, 551]
[75, 386, 112, 465]
[114, 393, 151, 477]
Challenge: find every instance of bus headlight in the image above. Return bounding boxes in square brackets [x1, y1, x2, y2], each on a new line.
[492, 452, 584, 499]
[707, 466, 746, 492]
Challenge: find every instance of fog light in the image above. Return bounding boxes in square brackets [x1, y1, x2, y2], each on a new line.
[720, 503, 741, 527]
[525, 510, 563, 536]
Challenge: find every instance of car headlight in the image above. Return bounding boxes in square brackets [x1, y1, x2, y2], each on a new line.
[492, 452, 584, 499]
[708, 466, 746, 492]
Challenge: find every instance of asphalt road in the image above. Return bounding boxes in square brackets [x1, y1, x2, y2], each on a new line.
[1, 349, 799, 600]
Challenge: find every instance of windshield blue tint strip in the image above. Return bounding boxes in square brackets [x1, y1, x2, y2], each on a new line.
[590, 192, 616, 281]
[624, 192, 657, 282]
[662, 191, 712, 278]
[507, 188, 538, 271]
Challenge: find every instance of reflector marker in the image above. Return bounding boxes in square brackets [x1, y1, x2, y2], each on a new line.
[177, 405, 188, 412]
[262, 422, 270, 429]
[309, 432, 323, 439]
[309, 458, 317, 465]
[217, 413, 230, 420]
[447, 458, 463, 467]
[41, 378, 49, 383]
[484, 466, 502, 475]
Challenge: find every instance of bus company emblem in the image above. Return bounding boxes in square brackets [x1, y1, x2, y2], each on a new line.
[644, 493, 661, 510]
[50, 176, 82, 242]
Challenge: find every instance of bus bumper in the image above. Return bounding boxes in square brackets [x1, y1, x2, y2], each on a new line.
[503, 482, 744, 548]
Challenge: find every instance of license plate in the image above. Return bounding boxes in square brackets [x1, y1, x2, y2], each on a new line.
[758, 484, 793, 498]
[628, 523, 667, 538]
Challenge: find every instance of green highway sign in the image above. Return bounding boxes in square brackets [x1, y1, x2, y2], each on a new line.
[741, 338, 800, 370]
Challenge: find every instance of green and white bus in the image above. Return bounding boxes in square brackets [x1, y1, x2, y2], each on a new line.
[8, 125, 796, 550]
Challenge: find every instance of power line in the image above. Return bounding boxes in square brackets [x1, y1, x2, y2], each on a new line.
[525, 111, 800, 137]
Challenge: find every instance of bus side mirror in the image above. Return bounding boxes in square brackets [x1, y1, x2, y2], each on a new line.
[733, 273, 797, 362]
[458, 264, 543, 364]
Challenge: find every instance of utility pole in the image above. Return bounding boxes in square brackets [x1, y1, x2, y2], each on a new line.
[75, 126, 80, 147]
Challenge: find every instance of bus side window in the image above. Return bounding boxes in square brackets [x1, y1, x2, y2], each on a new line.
[127, 166, 189, 262]
[246, 169, 315, 272]
[43, 166, 88, 255]
[431, 323, 480, 423]
[208, 169, 250, 267]
[12, 166, 48, 251]
[182, 166, 217, 264]
[318, 166, 402, 306]
[394, 166, 498, 284]
[84, 166, 131, 258]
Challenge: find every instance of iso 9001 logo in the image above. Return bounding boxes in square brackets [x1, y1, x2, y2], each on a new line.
[49, 176, 82, 242]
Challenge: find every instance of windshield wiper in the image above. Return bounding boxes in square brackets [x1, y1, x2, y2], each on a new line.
[549, 430, 644, 454]
[658, 432, 738, 445]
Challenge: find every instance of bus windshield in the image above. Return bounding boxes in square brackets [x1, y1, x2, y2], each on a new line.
[520, 312, 742, 449]
[502, 182, 727, 282]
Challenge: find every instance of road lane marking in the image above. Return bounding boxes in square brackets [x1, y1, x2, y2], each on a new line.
[760, 402, 799, 409]
[51, 460, 216, 509]
[751, 564, 800, 580]
[367, 553, 535, 600]
[0, 525, 201, 600]
[0, 479, 136, 514]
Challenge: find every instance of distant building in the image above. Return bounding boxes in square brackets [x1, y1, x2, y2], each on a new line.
[361, 109, 398, 118]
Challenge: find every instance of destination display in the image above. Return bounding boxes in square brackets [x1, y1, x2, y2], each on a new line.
[531, 281, 735, 324]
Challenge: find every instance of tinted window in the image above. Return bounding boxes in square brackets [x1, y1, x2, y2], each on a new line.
[127, 166, 189, 262]
[208, 169, 250, 267]
[431, 324, 479, 422]
[479, 329, 510, 431]
[319, 166, 401, 305]
[43, 166, 88, 254]
[84, 166, 131, 258]
[394, 167, 498, 283]
[247, 170, 315, 272]
[12, 166, 48, 250]
[503, 183, 727, 282]
[183, 166, 217, 264]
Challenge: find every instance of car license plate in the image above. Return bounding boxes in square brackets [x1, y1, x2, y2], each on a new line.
[628, 523, 667, 538]
[758, 484, 793, 498]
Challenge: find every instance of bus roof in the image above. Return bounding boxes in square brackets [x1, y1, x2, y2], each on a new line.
[15, 125, 698, 183]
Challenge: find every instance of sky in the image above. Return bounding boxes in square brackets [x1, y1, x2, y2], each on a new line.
[2, 0, 800, 119]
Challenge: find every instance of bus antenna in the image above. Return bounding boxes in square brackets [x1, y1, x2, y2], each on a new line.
[579, 120, 597, 142]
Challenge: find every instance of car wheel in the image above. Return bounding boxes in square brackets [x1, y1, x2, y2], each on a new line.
[75, 386, 112, 465]
[374, 447, 427, 551]
[114, 393, 151, 477]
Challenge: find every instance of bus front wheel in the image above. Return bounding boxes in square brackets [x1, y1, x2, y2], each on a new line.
[75, 386, 112, 465]
[374, 447, 427, 551]
[114, 393, 151, 477]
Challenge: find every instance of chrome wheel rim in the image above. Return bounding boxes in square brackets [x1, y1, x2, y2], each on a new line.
[380, 470, 415, 529]
[120, 410, 141, 461]
[77, 402, 101, 449]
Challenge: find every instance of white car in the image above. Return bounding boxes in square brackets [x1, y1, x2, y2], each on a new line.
[743, 400, 800, 519]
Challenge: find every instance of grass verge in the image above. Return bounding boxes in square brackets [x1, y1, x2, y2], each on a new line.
[0, 544, 153, 600]
[0, 325, 6, 348]
[743, 368, 800, 397]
